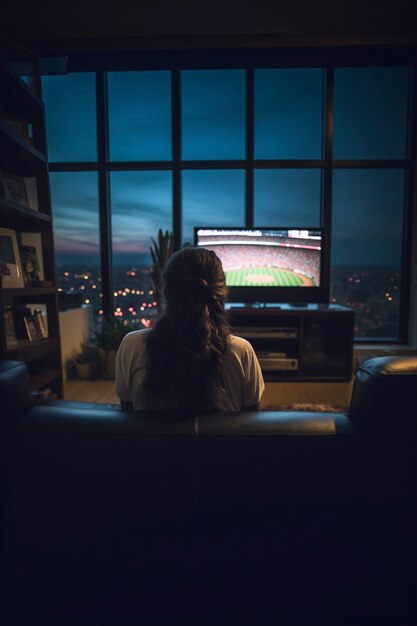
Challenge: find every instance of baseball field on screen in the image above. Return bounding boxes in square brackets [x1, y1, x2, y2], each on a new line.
[225, 267, 316, 287]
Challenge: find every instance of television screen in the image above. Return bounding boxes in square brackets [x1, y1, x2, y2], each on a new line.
[194, 227, 326, 304]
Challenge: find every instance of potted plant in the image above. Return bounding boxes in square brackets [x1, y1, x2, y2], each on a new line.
[149, 229, 175, 307]
[92, 318, 135, 378]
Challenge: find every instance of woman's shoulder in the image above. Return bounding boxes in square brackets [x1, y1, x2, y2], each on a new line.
[120, 328, 151, 348]
[229, 334, 255, 354]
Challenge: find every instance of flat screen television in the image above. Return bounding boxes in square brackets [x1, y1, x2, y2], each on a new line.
[194, 227, 327, 305]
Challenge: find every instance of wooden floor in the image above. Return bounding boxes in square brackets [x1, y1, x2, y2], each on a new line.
[64, 378, 353, 409]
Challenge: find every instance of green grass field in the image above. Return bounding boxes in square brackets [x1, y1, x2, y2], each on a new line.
[225, 266, 314, 287]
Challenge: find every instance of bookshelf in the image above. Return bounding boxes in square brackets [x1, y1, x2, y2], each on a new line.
[0, 40, 63, 398]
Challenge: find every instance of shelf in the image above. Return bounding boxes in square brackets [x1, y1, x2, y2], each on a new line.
[6, 338, 60, 363]
[2, 287, 57, 297]
[230, 305, 354, 382]
[0, 121, 46, 174]
[0, 197, 50, 230]
[29, 368, 62, 393]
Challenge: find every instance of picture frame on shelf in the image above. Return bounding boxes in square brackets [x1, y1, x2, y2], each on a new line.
[23, 313, 42, 342]
[20, 233, 45, 282]
[0, 227, 24, 288]
[18, 243, 42, 287]
[4, 307, 19, 346]
[0, 171, 29, 206]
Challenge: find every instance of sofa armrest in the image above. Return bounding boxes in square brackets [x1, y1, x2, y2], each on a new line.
[0, 360, 33, 428]
[348, 355, 417, 433]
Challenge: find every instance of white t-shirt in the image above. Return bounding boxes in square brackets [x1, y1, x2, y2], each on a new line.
[115, 329, 265, 411]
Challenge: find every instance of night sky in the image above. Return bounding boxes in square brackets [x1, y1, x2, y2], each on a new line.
[42, 66, 409, 268]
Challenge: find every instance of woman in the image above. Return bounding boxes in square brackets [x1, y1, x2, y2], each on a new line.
[115, 246, 264, 412]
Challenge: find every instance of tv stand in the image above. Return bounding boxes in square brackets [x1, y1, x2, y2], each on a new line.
[228, 304, 354, 381]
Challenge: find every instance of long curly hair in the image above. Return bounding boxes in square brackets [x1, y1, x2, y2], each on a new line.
[143, 246, 230, 411]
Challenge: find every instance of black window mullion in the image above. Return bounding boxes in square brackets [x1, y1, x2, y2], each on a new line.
[322, 66, 334, 305]
[172, 69, 181, 250]
[245, 68, 254, 228]
[96, 71, 113, 320]
[399, 66, 417, 343]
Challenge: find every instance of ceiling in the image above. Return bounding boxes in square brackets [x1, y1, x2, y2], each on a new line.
[1, 0, 416, 54]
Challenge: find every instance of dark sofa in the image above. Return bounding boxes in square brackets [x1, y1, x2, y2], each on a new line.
[1, 356, 416, 626]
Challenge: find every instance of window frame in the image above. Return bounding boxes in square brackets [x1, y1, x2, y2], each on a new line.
[45, 46, 417, 344]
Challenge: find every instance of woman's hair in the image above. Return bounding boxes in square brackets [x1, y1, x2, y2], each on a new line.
[143, 246, 230, 411]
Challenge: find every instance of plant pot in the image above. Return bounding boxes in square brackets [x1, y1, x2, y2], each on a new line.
[75, 361, 93, 380]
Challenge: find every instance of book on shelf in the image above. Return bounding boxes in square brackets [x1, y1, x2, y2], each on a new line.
[4, 306, 19, 347]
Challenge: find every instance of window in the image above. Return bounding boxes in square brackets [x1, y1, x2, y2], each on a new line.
[181, 70, 245, 160]
[182, 169, 245, 244]
[49, 172, 102, 323]
[330, 66, 410, 339]
[254, 68, 324, 159]
[108, 71, 172, 161]
[110, 170, 172, 325]
[254, 169, 322, 227]
[43, 57, 414, 343]
[43, 73, 97, 162]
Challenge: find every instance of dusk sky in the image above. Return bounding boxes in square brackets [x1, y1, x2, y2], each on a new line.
[43, 66, 409, 268]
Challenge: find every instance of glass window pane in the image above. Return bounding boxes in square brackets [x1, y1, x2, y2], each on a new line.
[42, 73, 97, 162]
[50, 172, 102, 324]
[333, 67, 409, 160]
[182, 170, 245, 245]
[110, 171, 172, 325]
[255, 68, 324, 159]
[254, 169, 322, 227]
[108, 71, 171, 161]
[330, 169, 405, 340]
[181, 70, 245, 160]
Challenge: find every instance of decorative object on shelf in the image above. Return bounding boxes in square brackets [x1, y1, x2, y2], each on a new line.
[30, 387, 58, 405]
[23, 177, 38, 210]
[18, 243, 42, 287]
[149, 228, 175, 307]
[33, 307, 48, 339]
[0, 227, 24, 288]
[4, 307, 18, 347]
[92, 317, 135, 379]
[20, 232, 44, 280]
[23, 313, 42, 341]
[0, 170, 29, 205]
